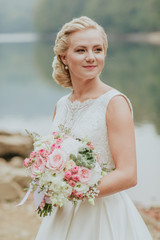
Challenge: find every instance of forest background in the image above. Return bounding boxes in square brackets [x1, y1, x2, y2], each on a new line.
[0, 0, 160, 239]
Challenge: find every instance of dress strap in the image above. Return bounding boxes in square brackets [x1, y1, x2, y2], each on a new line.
[102, 89, 134, 119]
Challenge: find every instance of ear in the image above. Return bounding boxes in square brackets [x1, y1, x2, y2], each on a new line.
[60, 55, 67, 65]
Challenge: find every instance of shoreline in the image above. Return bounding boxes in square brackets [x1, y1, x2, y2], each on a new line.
[0, 32, 160, 45]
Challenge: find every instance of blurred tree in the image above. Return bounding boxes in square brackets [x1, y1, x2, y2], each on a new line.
[1, 0, 159, 33]
[0, 0, 35, 32]
[102, 42, 160, 133]
[34, 0, 86, 33]
[33, 0, 160, 33]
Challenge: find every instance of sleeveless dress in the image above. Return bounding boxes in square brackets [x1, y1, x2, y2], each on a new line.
[35, 89, 152, 240]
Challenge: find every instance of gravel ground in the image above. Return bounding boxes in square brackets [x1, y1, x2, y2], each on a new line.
[0, 200, 159, 240]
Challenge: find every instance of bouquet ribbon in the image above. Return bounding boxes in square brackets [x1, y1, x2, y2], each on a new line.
[16, 185, 45, 209]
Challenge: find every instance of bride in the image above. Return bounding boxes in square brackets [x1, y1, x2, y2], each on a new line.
[35, 16, 152, 240]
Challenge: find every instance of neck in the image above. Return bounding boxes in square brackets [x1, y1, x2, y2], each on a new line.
[71, 77, 107, 101]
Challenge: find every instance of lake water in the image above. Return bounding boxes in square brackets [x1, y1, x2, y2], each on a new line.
[0, 39, 160, 207]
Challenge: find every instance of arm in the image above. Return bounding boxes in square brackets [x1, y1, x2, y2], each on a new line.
[52, 104, 57, 121]
[97, 95, 137, 198]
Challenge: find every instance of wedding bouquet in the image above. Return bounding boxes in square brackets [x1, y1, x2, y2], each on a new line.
[21, 125, 104, 217]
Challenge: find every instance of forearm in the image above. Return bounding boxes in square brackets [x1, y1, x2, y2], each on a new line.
[97, 169, 137, 198]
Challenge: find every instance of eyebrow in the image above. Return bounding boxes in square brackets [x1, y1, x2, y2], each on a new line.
[74, 44, 103, 49]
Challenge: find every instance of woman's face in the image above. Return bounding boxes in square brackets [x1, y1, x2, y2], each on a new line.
[61, 28, 106, 83]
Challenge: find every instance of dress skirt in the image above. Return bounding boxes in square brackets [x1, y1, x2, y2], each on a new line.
[35, 191, 152, 240]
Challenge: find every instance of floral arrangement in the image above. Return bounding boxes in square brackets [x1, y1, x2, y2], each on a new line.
[21, 125, 104, 217]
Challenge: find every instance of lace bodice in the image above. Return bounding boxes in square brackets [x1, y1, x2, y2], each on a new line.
[51, 89, 133, 171]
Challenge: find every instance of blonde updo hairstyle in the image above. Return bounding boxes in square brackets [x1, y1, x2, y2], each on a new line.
[52, 16, 108, 88]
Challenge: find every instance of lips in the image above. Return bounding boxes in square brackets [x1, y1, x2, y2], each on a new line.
[83, 65, 97, 69]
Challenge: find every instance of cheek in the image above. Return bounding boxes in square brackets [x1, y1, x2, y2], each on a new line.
[67, 53, 84, 66]
[97, 55, 105, 66]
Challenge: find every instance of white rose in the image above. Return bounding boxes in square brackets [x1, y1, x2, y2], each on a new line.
[61, 137, 83, 157]
[74, 183, 89, 193]
[87, 162, 102, 186]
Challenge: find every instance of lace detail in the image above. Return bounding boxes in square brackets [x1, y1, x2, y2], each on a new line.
[51, 89, 133, 171]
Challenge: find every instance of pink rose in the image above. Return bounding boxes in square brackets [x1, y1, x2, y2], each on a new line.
[30, 151, 37, 158]
[72, 174, 80, 182]
[56, 138, 63, 144]
[31, 158, 45, 178]
[74, 191, 83, 199]
[52, 132, 59, 138]
[71, 189, 76, 195]
[39, 149, 44, 154]
[38, 149, 49, 159]
[78, 167, 91, 183]
[64, 171, 72, 180]
[68, 180, 76, 187]
[46, 149, 66, 171]
[71, 166, 79, 174]
[56, 145, 61, 149]
[87, 144, 94, 150]
[24, 158, 30, 168]
[28, 158, 32, 164]
[51, 144, 56, 150]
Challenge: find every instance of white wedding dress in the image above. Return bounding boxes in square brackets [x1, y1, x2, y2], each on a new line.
[35, 89, 152, 240]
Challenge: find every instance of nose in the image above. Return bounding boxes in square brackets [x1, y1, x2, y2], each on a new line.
[85, 50, 95, 62]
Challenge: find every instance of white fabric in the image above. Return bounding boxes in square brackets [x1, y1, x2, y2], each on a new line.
[35, 89, 152, 240]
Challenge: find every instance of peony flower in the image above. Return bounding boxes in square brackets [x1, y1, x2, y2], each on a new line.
[78, 167, 91, 183]
[46, 149, 66, 172]
[31, 158, 45, 178]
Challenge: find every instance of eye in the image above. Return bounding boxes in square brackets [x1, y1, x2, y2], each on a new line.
[94, 48, 103, 52]
[76, 49, 85, 53]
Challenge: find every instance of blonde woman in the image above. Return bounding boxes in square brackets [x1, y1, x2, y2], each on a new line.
[36, 16, 152, 240]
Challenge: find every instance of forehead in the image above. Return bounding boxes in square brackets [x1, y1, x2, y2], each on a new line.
[68, 28, 104, 48]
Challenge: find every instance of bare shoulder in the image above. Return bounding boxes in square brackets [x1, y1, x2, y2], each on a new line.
[106, 95, 133, 127]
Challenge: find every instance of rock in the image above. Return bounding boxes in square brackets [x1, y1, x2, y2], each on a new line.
[0, 162, 12, 178]
[12, 168, 30, 188]
[0, 163, 30, 201]
[0, 181, 23, 201]
[10, 156, 24, 168]
[0, 158, 7, 166]
[0, 132, 33, 159]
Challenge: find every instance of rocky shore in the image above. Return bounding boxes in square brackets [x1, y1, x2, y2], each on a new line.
[0, 131, 159, 240]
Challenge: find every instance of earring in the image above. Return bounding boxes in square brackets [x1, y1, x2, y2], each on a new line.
[65, 65, 68, 70]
